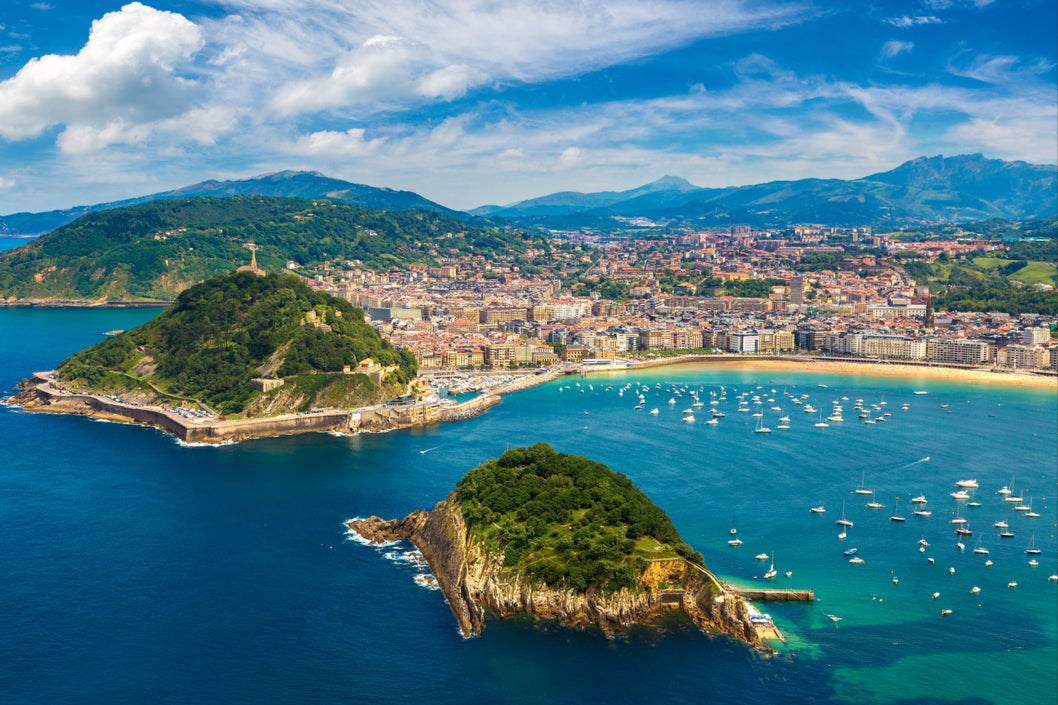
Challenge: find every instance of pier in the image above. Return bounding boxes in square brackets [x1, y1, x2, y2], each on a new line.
[739, 588, 815, 602]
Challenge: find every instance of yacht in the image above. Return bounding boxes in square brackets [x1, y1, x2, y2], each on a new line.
[810, 506, 826, 514]
[910, 495, 927, 504]
[836, 501, 854, 527]
[955, 479, 979, 489]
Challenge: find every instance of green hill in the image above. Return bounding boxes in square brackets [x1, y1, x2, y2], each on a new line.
[0, 196, 532, 302]
[454, 443, 702, 593]
[57, 271, 417, 416]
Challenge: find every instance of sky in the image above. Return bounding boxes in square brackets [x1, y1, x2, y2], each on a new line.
[0, 1, 1055, 214]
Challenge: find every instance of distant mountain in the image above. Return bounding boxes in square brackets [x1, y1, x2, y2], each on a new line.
[0, 171, 460, 236]
[477, 155, 1057, 230]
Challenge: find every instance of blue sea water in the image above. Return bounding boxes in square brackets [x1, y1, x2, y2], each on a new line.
[1, 307, 1055, 705]
[0, 235, 35, 251]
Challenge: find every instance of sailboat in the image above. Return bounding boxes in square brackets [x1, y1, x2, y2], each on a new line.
[753, 415, 772, 434]
[1024, 534, 1041, 555]
[866, 490, 884, 509]
[763, 553, 777, 580]
[836, 501, 854, 527]
[854, 471, 872, 495]
[890, 498, 906, 522]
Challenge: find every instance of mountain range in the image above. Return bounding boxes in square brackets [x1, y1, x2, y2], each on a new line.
[472, 154, 1057, 229]
[1, 154, 1054, 236]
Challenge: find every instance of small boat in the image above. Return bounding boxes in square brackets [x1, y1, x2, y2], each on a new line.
[999, 531, 1014, 539]
[892, 576, 899, 585]
[913, 390, 928, 395]
[843, 547, 858, 557]
[728, 537, 743, 547]
[955, 527, 972, 537]
[1007, 581, 1018, 588]
[932, 592, 940, 599]
[681, 415, 695, 423]
[992, 520, 1008, 529]
[838, 530, 847, 540]
[949, 566, 956, 574]
[970, 586, 981, 594]
[706, 418, 719, 426]
[854, 472, 873, 496]
[941, 609, 952, 616]
[949, 490, 970, 501]
[849, 556, 864, 565]
[756, 553, 769, 561]
[866, 490, 884, 509]
[1029, 559, 1039, 567]
[955, 479, 978, 489]
[810, 506, 826, 514]
[753, 416, 771, 434]
[972, 538, 989, 555]
[826, 613, 843, 625]
[1024, 534, 1041, 555]
[763, 552, 777, 580]
[985, 560, 992, 567]
[649, 408, 659, 415]
[913, 509, 932, 517]
[927, 557, 935, 564]
[890, 498, 906, 522]
[910, 495, 927, 505]
[836, 501, 854, 527]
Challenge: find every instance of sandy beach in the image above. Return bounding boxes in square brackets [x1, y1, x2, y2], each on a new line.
[572, 354, 1057, 390]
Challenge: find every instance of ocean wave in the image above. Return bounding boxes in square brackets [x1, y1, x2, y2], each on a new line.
[342, 523, 400, 548]
[413, 573, 440, 590]
[172, 437, 237, 448]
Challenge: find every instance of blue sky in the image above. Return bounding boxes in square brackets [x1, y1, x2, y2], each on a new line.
[0, 0, 1054, 213]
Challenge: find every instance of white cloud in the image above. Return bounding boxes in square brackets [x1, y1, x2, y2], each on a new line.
[881, 41, 914, 60]
[558, 147, 584, 168]
[282, 128, 387, 159]
[0, 2, 204, 141]
[883, 15, 942, 27]
[0, 176, 15, 190]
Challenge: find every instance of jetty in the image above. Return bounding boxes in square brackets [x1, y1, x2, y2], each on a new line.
[739, 588, 815, 602]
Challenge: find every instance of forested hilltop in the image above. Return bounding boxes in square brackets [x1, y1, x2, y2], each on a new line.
[57, 271, 416, 416]
[0, 196, 532, 302]
[454, 443, 702, 592]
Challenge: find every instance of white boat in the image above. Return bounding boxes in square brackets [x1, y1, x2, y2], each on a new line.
[705, 418, 719, 426]
[753, 416, 771, 434]
[972, 538, 989, 555]
[993, 520, 1008, 529]
[890, 498, 906, 522]
[763, 554, 777, 580]
[756, 553, 769, 561]
[910, 494, 927, 504]
[913, 390, 928, 395]
[854, 471, 873, 496]
[866, 491, 884, 509]
[913, 509, 932, 517]
[728, 537, 743, 547]
[949, 490, 970, 500]
[681, 415, 695, 423]
[810, 506, 826, 514]
[1007, 581, 1018, 588]
[996, 476, 1014, 496]
[836, 501, 854, 527]
[1024, 534, 1041, 555]
[955, 479, 978, 489]
[649, 408, 659, 415]
[849, 556, 864, 565]
[970, 586, 980, 594]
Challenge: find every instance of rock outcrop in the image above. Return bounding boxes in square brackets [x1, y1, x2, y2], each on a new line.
[347, 500, 765, 649]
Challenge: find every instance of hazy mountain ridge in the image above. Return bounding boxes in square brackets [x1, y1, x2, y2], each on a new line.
[0, 171, 461, 236]
[480, 155, 1057, 229]
[2, 155, 1054, 236]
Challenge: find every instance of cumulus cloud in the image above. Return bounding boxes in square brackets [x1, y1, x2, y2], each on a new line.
[0, 2, 204, 142]
[282, 128, 387, 159]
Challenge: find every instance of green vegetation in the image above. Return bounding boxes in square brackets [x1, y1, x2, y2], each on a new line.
[725, 277, 786, 298]
[455, 444, 701, 593]
[58, 271, 416, 415]
[0, 196, 547, 301]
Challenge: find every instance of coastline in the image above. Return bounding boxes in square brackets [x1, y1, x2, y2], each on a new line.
[580, 354, 1058, 390]
[5, 353, 1052, 445]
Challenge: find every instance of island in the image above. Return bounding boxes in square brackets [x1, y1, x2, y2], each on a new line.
[348, 444, 782, 649]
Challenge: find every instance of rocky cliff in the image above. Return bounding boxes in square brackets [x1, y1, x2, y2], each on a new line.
[347, 499, 765, 649]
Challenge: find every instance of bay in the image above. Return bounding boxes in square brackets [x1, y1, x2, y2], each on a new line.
[1, 306, 1055, 705]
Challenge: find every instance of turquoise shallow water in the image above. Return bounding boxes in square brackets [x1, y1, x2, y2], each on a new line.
[1, 306, 1055, 705]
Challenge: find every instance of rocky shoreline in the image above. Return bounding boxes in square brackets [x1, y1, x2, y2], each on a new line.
[346, 500, 769, 650]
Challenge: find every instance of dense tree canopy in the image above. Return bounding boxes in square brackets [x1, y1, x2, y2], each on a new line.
[455, 444, 701, 593]
[59, 271, 416, 414]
